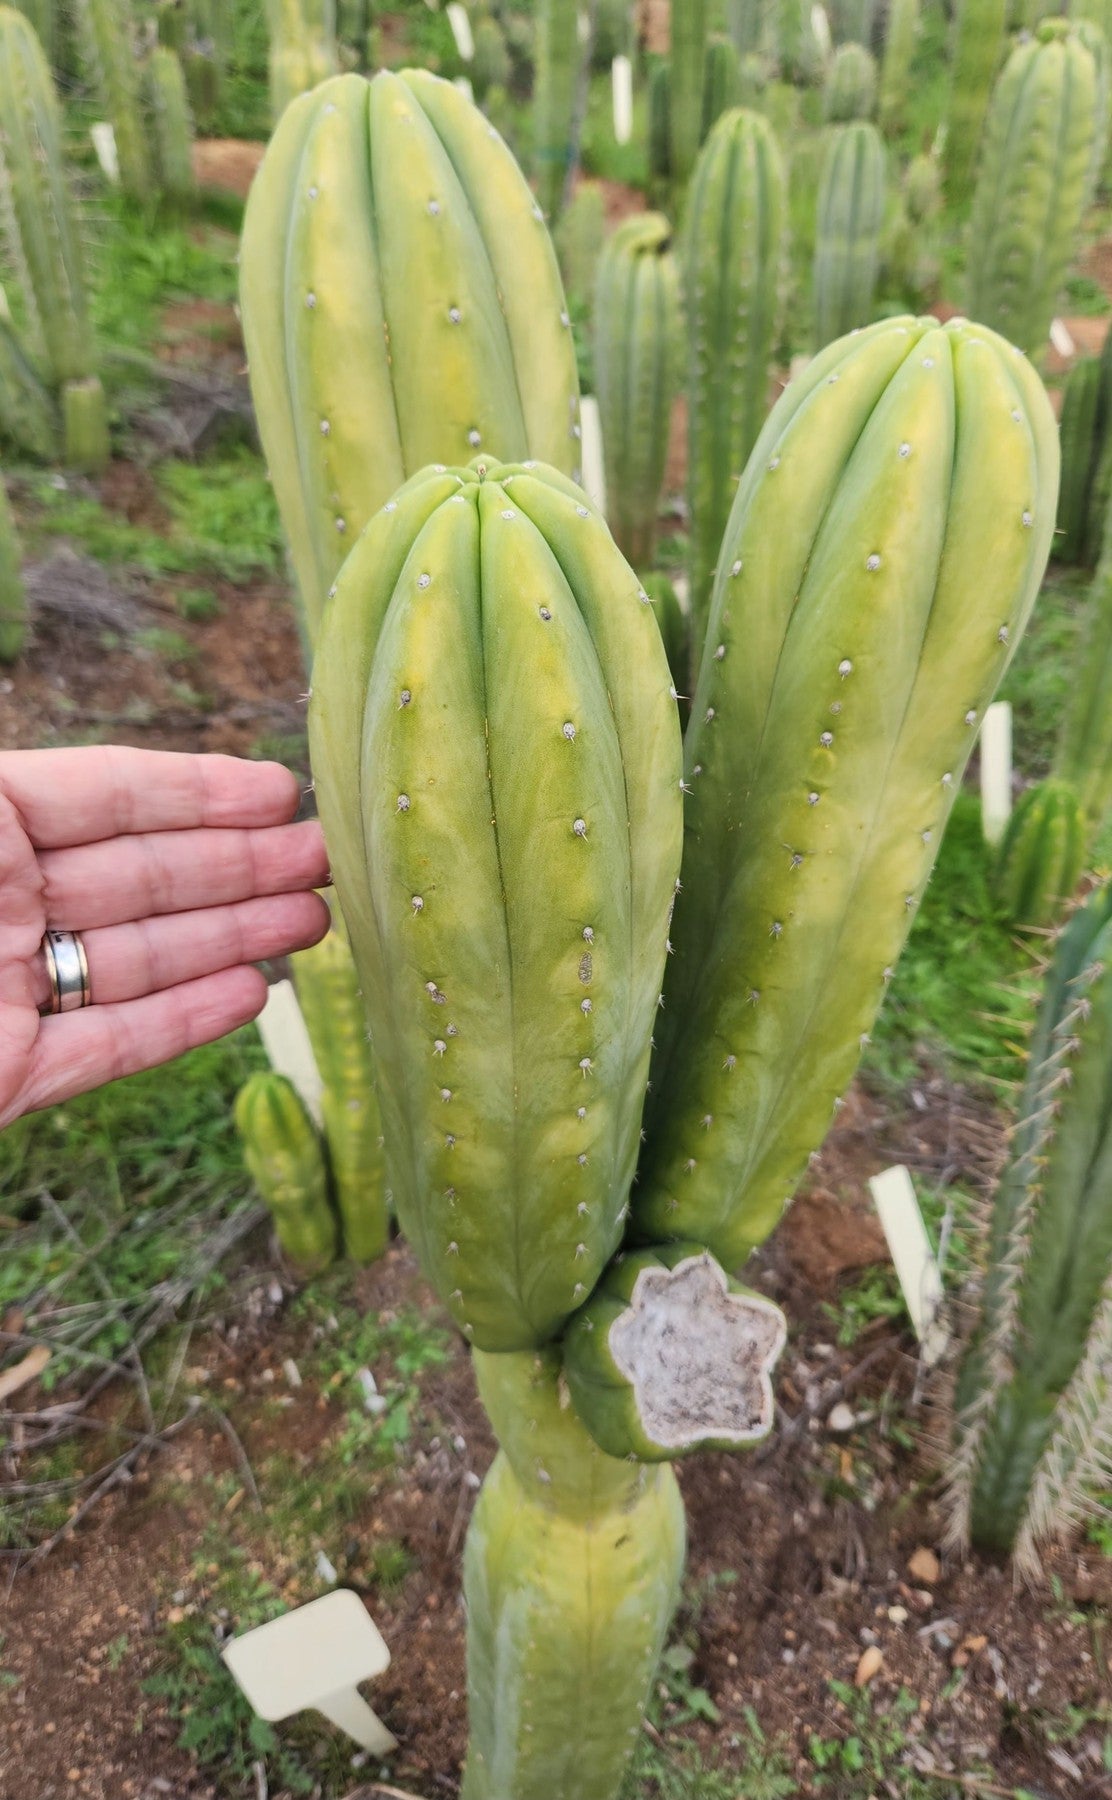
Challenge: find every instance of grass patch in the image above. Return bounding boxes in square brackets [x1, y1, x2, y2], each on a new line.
[1000, 569, 1089, 779]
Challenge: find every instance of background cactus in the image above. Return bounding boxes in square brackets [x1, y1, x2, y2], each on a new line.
[948, 882, 1112, 1574]
[472, 15, 511, 100]
[966, 22, 1099, 360]
[265, 0, 339, 124]
[683, 105, 787, 635]
[823, 41, 877, 119]
[555, 179, 607, 311]
[942, 0, 1007, 202]
[533, 0, 585, 220]
[767, 0, 825, 83]
[0, 6, 109, 473]
[702, 35, 743, 137]
[994, 778, 1087, 929]
[885, 151, 943, 306]
[877, 0, 918, 134]
[0, 291, 58, 463]
[0, 471, 27, 663]
[144, 45, 196, 209]
[812, 120, 886, 348]
[235, 1072, 339, 1275]
[634, 315, 1058, 1267]
[593, 213, 682, 570]
[238, 70, 582, 643]
[72, 0, 153, 202]
[670, 0, 708, 183]
[728, 0, 767, 55]
[1053, 501, 1112, 845]
[1054, 330, 1112, 568]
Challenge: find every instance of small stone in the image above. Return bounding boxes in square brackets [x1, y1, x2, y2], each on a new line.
[907, 1546, 941, 1585]
[855, 1646, 884, 1687]
[827, 1402, 856, 1434]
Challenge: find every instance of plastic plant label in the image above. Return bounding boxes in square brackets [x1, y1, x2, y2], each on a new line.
[454, 75, 475, 103]
[446, 2, 474, 59]
[612, 55, 633, 145]
[256, 979, 324, 1126]
[90, 122, 119, 184]
[222, 1589, 397, 1756]
[1050, 318, 1075, 359]
[579, 395, 607, 512]
[869, 1165, 949, 1366]
[980, 700, 1013, 848]
[812, 4, 832, 58]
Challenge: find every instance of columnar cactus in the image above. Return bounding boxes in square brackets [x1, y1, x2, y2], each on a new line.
[994, 778, 1087, 929]
[886, 151, 942, 305]
[830, 0, 875, 44]
[1054, 505, 1112, 843]
[702, 36, 743, 138]
[0, 293, 58, 463]
[823, 41, 877, 119]
[648, 58, 671, 182]
[0, 7, 109, 472]
[534, 0, 584, 220]
[812, 120, 886, 348]
[72, 0, 153, 202]
[555, 179, 607, 309]
[670, 0, 709, 183]
[633, 315, 1058, 1267]
[942, 0, 1006, 202]
[238, 70, 581, 642]
[684, 106, 787, 634]
[948, 882, 1112, 1573]
[265, 0, 338, 124]
[728, 0, 767, 55]
[966, 22, 1099, 360]
[768, 0, 825, 82]
[593, 214, 682, 570]
[1056, 357, 1103, 567]
[235, 1072, 339, 1275]
[878, 0, 918, 134]
[472, 16, 511, 100]
[144, 46, 196, 208]
[0, 472, 26, 664]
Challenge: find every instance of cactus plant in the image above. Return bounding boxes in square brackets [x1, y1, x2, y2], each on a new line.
[633, 314, 1058, 1268]
[966, 22, 1099, 360]
[1056, 356, 1103, 567]
[144, 45, 196, 208]
[594, 214, 682, 570]
[291, 909, 387, 1264]
[265, 0, 338, 123]
[1054, 507, 1112, 843]
[942, 0, 1007, 202]
[671, 0, 708, 182]
[0, 472, 27, 663]
[640, 570, 689, 704]
[534, 0, 584, 220]
[472, 15, 511, 99]
[823, 40, 877, 119]
[830, 0, 875, 44]
[948, 881, 1112, 1572]
[0, 6, 109, 472]
[72, 0, 154, 202]
[994, 778, 1087, 929]
[0, 294, 58, 462]
[238, 70, 582, 643]
[768, 0, 825, 82]
[812, 120, 886, 348]
[592, 0, 632, 64]
[648, 58, 671, 182]
[702, 35, 743, 136]
[878, 0, 918, 134]
[886, 151, 942, 305]
[728, 0, 767, 55]
[555, 178, 607, 309]
[684, 106, 787, 634]
[235, 1071, 339, 1274]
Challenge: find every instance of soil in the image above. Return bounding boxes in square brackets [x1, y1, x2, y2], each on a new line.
[192, 140, 265, 202]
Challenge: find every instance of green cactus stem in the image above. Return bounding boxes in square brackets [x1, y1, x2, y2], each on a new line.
[994, 778, 1087, 930]
[472, 16, 510, 100]
[886, 152, 942, 307]
[728, 0, 768, 55]
[291, 905, 388, 1264]
[0, 472, 26, 663]
[648, 58, 671, 182]
[877, 0, 918, 135]
[670, 0, 708, 183]
[1054, 511, 1112, 842]
[265, 0, 338, 124]
[635, 314, 1059, 1269]
[966, 22, 1098, 360]
[702, 36, 743, 138]
[684, 106, 786, 635]
[554, 178, 607, 310]
[943, 0, 1007, 203]
[563, 1242, 786, 1460]
[823, 41, 877, 120]
[0, 7, 108, 472]
[830, 0, 875, 45]
[235, 1071, 339, 1274]
[949, 882, 1112, 1570]
[534, 0, 584, 221]
[640, 571, 689, 707]
[309, 459, 682, 1351]
[239, 69, 582, 644]
[144, 46, 196, 209]
[1056, 357, 1102, 568]
[461, 1347, 685, 1800]
[593, 213, 682, 571]
[72, 0, 153, 202]
[812, 121, 886, 349]
[0, 296, 58, 462]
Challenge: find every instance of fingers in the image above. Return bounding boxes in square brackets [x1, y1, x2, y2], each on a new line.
[0, 747, 306, 850]
[28, 891, 330, 1011]
[38, 819, 329, 930]
[16, 967, 271, 1120]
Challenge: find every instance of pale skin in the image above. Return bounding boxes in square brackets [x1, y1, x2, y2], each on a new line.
[0, 746, 331, 1131]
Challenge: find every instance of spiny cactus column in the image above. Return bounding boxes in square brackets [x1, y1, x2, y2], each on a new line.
[534, 0, 583, 220]
[1056, 356, 1103, 567]
[966, 21, 1098, 360]
[949, 882, 1112, 1573]
[72, 0, 153, 202]
[684, 106, 786, 637]
[670, 0, 708, 183]
[144, 45, 196, 208]
[265, 0, 338, 124]
[886, 151, 942, 306]
[994, 778, 1087, 929]
[768, 0, 824, 84]
[942, 0, 1006, 202]
[1054, 498, 1112, 844]
[460, 1348, 685, 1800]
[635, 315, 1059, 1267]
[0, 296, 57, 463]
[823, 41, 877, 120]
[812, 121, 886, 348]
[0, 472, 26, 663]
[235, 1071, 339, 1274]
[239, 70, 581, 643]
[878, 0, 918, 134]
[727, 0, 767, 56]
[593, 214, 682, 571]
[0, 6, 109, 473]
[309, 459, 682, 1351]
[702, 36, 743, 138]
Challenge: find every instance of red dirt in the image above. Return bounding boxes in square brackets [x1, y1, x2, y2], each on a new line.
[192, 139, 265, 201]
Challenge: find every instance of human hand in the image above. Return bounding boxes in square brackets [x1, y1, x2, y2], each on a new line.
[0, 746, 330, 1130]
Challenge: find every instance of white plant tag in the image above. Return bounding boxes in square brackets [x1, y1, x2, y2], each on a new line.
[811, 4, 832, 59]
[612, 54, 633, 144]
[256, 979, 323, 1126]
[980, 700, 1013, 847]
[579, 394, 607, 512]
[222, 1589, 397, 1756]
[1050, 317, 1075, 359]
[454, 75, 474, 102]
[90, 122, 119, 184]
[869, 1166, 949, 1366]
[446, 2, 474, 59]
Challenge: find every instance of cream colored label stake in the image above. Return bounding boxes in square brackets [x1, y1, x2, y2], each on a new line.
[579, 395, 607, 513]
[446, 2, 474, 59]
[868, 1165, 949, 1366]
[1050, 318, 1075, 360]
[812, 3, 832, 58]
[222, 1589, 397, 1757]
[612, 55, 633, 144]
[257, 979, 324, 1127]
[980, 700, 1013, 848]
[90, 122, 119, 183]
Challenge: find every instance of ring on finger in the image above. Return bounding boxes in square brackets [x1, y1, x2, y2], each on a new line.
[41, 929, 92, 1015]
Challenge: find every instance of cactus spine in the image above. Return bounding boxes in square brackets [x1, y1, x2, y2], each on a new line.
[878, 0, 918, 134]
[994, 778, 1087, 929]
[684, 106, 787, 635]
[966, 22, 1099, 360]
[812, 121, 886, 348]
[943, 0, 1006, 202]
[238, 70, 581, 643]
[823, 41, 877, 119]
[670, 0, 709, 182]
[0, 472, 26, 663]
[265, 0, 338, 124]
[144, 46, 196, 208]
[949, 883, 1112, 1571]
[534, 0, 583, 220]
[0, 7, 109, 473]
[634, 315, 1059, 1267]
[72, 0, 153, 202]
[593, 214, 682, 571]
[235, 1072, 339, 1275]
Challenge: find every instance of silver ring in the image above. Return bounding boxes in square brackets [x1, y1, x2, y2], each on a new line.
[42, 930, 92, 1014]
